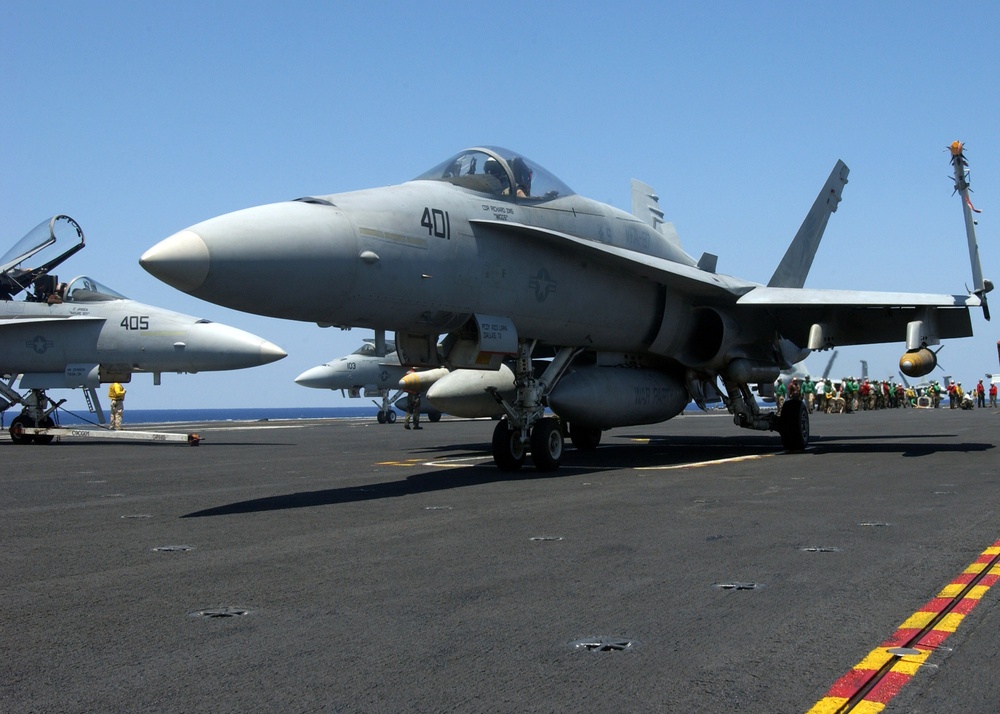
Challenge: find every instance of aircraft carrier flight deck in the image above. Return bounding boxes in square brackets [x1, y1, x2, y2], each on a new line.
[3, 408, 998, 712]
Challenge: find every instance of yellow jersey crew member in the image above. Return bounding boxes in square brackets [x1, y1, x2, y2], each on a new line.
[108, 381, 126, 430]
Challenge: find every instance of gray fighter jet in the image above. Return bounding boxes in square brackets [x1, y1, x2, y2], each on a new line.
[295, 335, 443, 423]
[141, 146, 988, 470]
[1, 215, 286, 442]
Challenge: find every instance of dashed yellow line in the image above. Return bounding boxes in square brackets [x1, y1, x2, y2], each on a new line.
[376, 458, 425, 467]
[377, 456, 492, 468]
[635, 453, 776, 471]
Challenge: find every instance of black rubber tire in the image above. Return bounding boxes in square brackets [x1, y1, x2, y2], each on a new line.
[778, 400, 809, 451]
[569, 423, 602, 450]
[9, 415, 34, 445]
[376, 411, 387, 424]
[428, 411, 441, 423]
[530, 417, 564, 471]
[386, 410, 397, 423]
[492, 419, 525, 471]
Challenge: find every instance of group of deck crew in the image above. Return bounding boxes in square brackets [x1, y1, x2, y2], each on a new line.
[774, 376, 997, 414]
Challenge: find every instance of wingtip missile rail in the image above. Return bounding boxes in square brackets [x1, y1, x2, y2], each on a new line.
[950, 141, 992, 321]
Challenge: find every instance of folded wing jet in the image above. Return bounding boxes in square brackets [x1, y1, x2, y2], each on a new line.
[2, 215, 286, 442]
[141, 145, 989, 470]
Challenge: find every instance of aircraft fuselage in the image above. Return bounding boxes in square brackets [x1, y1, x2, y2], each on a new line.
[147, 183, 702, 354]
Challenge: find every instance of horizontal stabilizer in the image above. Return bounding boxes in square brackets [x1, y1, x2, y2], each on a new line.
[738, 286, 977, 348]
[738, 286, 979, 308]
[768, 160, 849, 288]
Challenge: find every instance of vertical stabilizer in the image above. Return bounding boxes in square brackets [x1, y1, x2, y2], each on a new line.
[768, 160, 849, 288]
[631, 179, 684, 252]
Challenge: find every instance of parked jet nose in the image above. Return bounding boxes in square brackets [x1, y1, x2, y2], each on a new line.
[139, 229, 209, 293]
[294, 364, 339, 389]
[141, 201, 359, 322]
[181, 321, 287, 371]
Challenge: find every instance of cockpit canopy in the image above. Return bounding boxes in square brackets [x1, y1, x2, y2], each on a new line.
[414, 147, 574, 201]
[352, 340, 396, 357]
[1, 215, 86, 300]
[62, 275, 128, 302]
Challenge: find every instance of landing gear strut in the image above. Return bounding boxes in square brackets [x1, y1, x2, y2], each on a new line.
[4, 388, 63, 446]
[720, 374, 809, 451]
[488, 342, 579, 471]
[372, 389, 400, 424]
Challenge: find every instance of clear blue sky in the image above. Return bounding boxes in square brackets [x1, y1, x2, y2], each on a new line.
[3, 2, 998, 410]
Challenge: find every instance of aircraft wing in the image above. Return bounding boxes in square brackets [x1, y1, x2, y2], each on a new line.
[469, 219, 753, 298]
[471, 219, 978, 347]
[0, 315, 107, 351]
[737, 286, 978, 347]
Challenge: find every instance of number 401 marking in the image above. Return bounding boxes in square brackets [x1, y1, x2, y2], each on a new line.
[421, 207, 450, 239]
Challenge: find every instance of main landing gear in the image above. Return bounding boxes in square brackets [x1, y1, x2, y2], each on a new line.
[488, 342, 580, 472]
[776, 399, 809, 451]
[4, 388, 64, 446]
[720, 374, 809, 451]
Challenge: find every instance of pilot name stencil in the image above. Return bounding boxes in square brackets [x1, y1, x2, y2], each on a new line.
[479, 321, 510, 341]
[483, 204, 514, 222]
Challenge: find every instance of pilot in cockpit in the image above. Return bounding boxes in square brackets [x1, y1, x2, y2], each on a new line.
[509, 157, 532, 198]
[483, 158, 510, 194]
[485, 156, 533, 198]
[47, 282, 67, 305]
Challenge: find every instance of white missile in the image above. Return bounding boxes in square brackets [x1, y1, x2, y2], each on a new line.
[425, 365, 515, 418]
[398, 367, 450, 392]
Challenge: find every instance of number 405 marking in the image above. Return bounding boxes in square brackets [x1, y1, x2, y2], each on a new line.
[120, 316, 149, 330]
[421, 207, 450, 239]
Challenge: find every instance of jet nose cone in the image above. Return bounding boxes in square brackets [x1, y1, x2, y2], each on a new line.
[140, 230, 210, 293]
[295, 364, 337, 389]
[185, 322, 287, 370]
[142, 201, 359, 321]
[260, 340, 289, 365]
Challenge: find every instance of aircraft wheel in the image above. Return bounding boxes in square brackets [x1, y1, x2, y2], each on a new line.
[530, 417, 563, 471]
[428, 411, 441, 423]
[491, 419, 525, 471]
[33, 416, 56, 445]
[9, 415, 35, 445]
[376, 410, 387, 424]
[778, 400, 809, 451]
[386, 410, 397, 423]
[569, 423, 601, 450]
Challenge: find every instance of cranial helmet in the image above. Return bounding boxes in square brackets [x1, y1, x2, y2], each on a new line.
[483, 158, 509, 190]
[509, 157, 532, 195]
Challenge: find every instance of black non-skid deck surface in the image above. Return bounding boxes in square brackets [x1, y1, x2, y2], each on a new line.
[3, 408, 998, 712]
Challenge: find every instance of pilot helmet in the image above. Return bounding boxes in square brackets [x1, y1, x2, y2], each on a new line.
[509, 157, 532, 195]
[483, 158, 510, 191]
